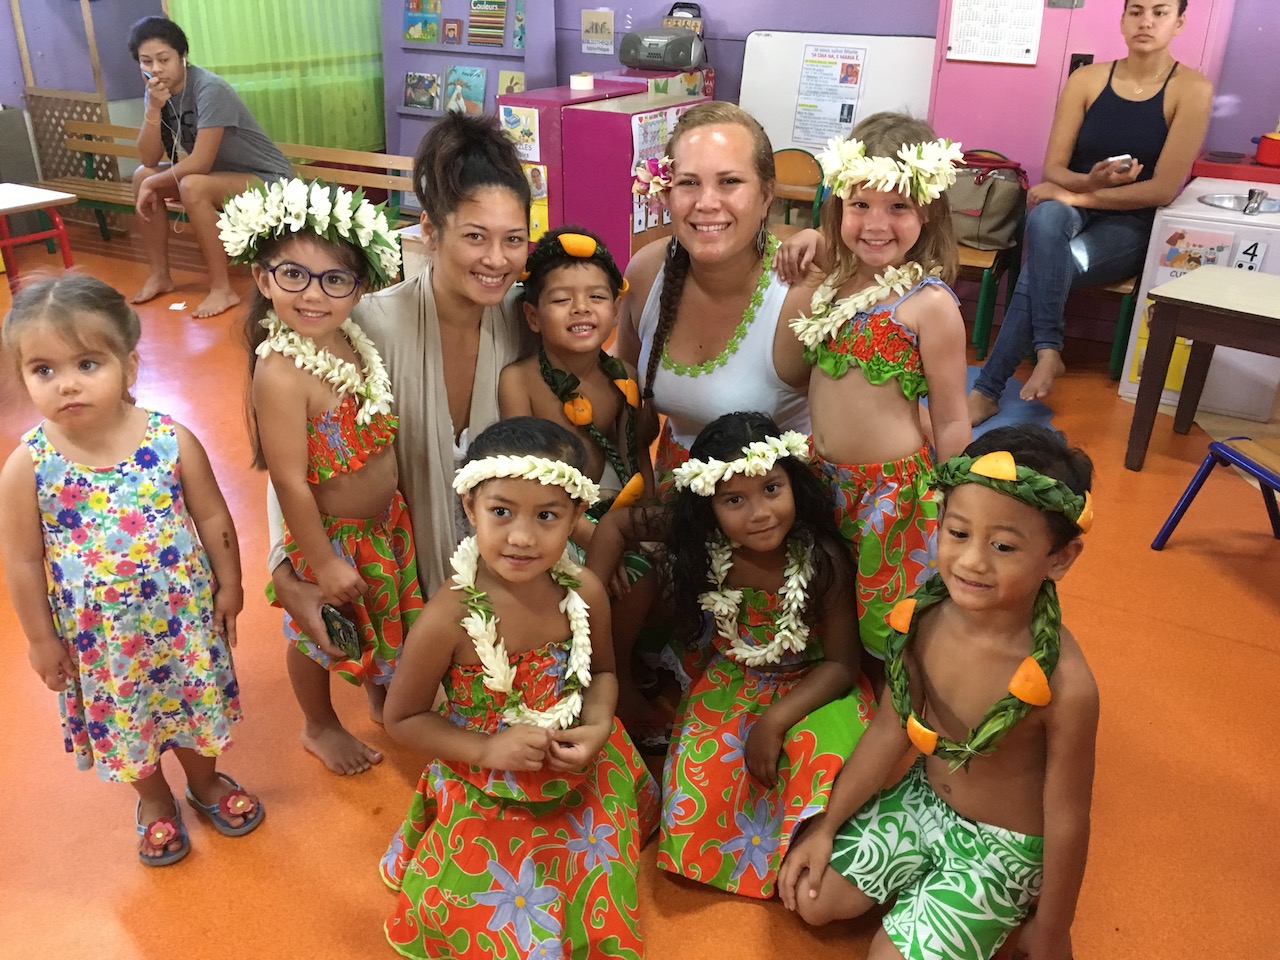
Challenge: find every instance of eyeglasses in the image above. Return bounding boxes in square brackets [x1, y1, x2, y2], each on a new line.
[267, 261, 360, 298]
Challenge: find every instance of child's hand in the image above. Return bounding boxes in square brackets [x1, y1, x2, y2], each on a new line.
[774, 228, 826, 285]
[482, 724, 554, 772]
[212, 583, 244, 647]
[316, 557, 368, 607]
[745, 714, 785, 788]
[547, 722, 610, 772]
[777, 815, 835, 912]
[607, 559, 633, 599]
[1010, 913, 1072, 960]
[29, 635, 75, 692]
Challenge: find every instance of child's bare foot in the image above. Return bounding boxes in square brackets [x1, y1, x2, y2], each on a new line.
[1019, 349, 1065, 401]
[136, 796, 189, 864]
[302, 721, 383, 775]
[366, 682, 388, 725]
[192, 286, 240, 318]
[967, 389, 1000, 426]
[129, 274, 175, 304]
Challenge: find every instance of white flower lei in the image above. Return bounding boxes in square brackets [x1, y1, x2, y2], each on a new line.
[219, 178, 402, 289]
[817, 137, 964, 206]
[789, 262, 936, 349]
[672, 431, 810, 497]
[700, 534, 814, 668]
[449, 536, 593, 730]
[255, 310, 394, 425]
[453, 455, 601, 505]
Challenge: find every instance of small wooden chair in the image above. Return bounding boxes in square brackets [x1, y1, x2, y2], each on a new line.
[1076, 276, 1139, 380]
[1152, 436, 1280, 549]
[962, 243, 1020, 360]
[773, 148, 822, 226]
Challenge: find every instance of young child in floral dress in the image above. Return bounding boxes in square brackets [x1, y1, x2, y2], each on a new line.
[379, 417, 659, 960]
[222, 178, 420, 776]
[781, 113, 971, 676]
[588, 410, 875, 899]
[0, 275, 261, 867]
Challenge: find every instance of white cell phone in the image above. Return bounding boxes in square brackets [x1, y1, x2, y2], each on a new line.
[1106, 154, 1134, 171]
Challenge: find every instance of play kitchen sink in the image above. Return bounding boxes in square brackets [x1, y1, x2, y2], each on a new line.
[1198, 188, 1280, 215]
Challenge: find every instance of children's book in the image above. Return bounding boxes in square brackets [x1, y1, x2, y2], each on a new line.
[445, 65, 487, 115]
[404, 72, 440, 110]
[499, 70, 525, 94]
[468, 0, 507, 46]
[404, 0, 441, 43]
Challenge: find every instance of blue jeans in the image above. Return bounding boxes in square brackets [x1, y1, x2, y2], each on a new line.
[973, 200, 1152, 401]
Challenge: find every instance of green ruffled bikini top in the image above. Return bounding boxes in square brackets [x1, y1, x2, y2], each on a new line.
[804, 276, 955, 402]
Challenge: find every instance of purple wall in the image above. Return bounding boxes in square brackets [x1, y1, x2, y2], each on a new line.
[0, 0, 164, 107]
[1204, 0, 1280, 154]
[552, 1, 939, 104]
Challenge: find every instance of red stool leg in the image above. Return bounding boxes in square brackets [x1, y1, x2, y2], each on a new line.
[0, 214, 17, 291]
[48, 208, 74, 269]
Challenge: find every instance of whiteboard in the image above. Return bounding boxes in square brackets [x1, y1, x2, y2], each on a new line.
[739, 31, 937, 153]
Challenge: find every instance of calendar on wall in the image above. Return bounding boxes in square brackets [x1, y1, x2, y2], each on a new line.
[945, 0, 1043, 66]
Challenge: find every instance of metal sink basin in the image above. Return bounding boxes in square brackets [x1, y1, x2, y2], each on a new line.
[1198, 190, 1280, 215]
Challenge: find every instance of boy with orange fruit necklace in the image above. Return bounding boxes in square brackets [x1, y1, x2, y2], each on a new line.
[499, 226, 652, 516]
[779, 424, 1098, 960]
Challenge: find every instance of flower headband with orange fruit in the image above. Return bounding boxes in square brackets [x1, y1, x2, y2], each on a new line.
[932, 450, 1094, 535]
[519, 231, 629, 296]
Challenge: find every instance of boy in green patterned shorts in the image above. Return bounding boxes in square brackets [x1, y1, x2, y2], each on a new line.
[779, 424, 1099, 960]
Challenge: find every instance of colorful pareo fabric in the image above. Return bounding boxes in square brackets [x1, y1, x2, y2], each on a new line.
[23, 411, 241, 782]
[652, 419, 692, 503]
[381, 644, 661, 959]
[657, 588, 875, 899]
[282, 489, 422, 686]
[829, 759, 1044, 960]
[814, 447, 938, 659]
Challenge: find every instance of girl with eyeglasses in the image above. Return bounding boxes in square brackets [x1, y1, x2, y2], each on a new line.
[227, 178, 424, 776]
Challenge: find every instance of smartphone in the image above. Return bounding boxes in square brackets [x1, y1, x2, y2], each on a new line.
[321, 604, 362, 660]
[1105, 154, 1134, 172]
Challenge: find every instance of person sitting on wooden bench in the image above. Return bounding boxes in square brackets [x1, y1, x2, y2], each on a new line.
[965, 0, 1211, 425]
[128, 16, 293, 318]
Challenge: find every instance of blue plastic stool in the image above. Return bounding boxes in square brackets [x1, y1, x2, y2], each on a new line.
[1152, 437, 1280, 550]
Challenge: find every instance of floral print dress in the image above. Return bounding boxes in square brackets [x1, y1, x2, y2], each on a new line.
[24, 411, 241, 781]
[381, 641, 661, 959]
[657, 588, 876, 899]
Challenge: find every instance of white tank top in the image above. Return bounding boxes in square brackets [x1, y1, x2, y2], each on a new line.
[636, 265, 810, 448]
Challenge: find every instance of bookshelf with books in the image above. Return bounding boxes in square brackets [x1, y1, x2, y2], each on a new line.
[384, 0, 556, 157]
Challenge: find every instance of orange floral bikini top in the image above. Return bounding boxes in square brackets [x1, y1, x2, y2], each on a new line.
[306, 394, 397, 484]
[804, 277, 957, 402]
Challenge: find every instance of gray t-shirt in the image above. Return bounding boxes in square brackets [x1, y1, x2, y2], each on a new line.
[149, 64, 292, 182]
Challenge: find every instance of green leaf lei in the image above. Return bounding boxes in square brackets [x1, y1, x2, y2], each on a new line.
[661, 233, 780, 377]
[883, 573, 1063, 771]
[537, 347, 639, 519]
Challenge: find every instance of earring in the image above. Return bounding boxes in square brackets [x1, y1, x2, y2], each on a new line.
[755, 218, 769, 259]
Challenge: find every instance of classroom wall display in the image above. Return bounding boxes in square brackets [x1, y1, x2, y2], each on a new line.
[404, 71, 440, 110]
[445, 65, 487, 114]
[499, 70, 525, 94]
[469, 0, 507, 46]
[404, 0, 441, 43]
[737, 31, 936, 153]
[443, 18, 462, 44]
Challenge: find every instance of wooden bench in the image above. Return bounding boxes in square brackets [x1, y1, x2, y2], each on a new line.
[34, 120, 416, 241]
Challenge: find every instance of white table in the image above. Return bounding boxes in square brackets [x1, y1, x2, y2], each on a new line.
[0, 183, 78, 290]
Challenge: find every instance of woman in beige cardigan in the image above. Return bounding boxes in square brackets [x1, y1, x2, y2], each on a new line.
[268, 113, 533, 774]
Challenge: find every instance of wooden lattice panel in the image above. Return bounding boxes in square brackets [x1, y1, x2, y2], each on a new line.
[26, 87, 122, 229]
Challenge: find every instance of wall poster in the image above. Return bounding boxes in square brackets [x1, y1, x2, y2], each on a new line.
[790, 45, 866, 147]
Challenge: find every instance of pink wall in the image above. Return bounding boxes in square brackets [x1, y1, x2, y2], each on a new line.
[929, 0, 1236, 184]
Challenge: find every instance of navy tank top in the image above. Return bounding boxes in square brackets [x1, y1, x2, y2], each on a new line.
[1069, 61, 1175, 187]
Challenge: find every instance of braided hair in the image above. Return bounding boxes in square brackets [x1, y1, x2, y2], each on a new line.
[641, 103, 776, 400]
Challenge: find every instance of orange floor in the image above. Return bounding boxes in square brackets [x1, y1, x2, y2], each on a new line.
[0, 225, 1276, 960]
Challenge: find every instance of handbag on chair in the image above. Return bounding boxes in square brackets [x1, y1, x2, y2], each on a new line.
[947, 150, 1029, 251]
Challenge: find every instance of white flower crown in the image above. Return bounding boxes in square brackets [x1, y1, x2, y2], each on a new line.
[672, 431, 810, 497]
[818, 137, 964, 206]
[453, 455, 601, 505]
[218, 178, 402, 289]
